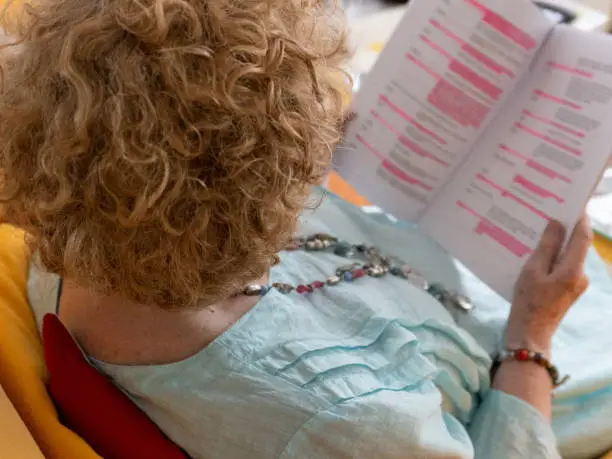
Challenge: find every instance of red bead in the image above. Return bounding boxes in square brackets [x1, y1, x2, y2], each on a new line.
[515, 349, 530, 361]
[313, 281, 325, 289]
[296, 285, 309, 294]
[352, 269, 365, 279]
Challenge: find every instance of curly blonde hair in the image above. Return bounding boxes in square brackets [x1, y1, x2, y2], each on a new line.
[0, 0, 349, 309]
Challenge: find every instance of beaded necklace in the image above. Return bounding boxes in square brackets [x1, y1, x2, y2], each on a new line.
[241, 233, 473, 313]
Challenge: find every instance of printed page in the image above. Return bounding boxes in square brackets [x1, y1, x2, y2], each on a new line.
[336, 0, 553, 222]
[420, 25, 612, 300]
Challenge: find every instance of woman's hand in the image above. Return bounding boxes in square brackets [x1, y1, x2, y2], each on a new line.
[505, 216, 592, 355]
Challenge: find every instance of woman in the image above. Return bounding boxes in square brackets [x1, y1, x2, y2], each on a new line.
[0, 0, 608, 458]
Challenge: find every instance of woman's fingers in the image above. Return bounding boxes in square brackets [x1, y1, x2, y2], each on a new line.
[554, 215, 592, 282]
[529, 219, 566, 274]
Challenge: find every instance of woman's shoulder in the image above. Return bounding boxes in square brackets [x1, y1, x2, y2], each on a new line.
[96, 290, 460, 458]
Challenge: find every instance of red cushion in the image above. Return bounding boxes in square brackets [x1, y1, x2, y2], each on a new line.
[42, 314, 188, 459]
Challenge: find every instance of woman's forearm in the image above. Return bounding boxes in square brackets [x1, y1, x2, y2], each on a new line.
[492, 359, 553, 421]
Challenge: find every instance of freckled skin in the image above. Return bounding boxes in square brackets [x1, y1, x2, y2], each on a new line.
[505, 217, 592, 355]
[492, 216, 591, 421]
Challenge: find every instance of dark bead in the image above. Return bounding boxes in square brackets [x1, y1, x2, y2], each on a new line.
[273, 283, 294, 294]
[390, 266, 404, 277]
[550, 367, 559, 381]
[427, 283, 446, 300]
[334, 243, 355, 257]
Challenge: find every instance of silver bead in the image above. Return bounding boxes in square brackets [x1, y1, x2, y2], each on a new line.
[313, 233, 337, 242]
[528, 350, 536, 359]
[305, 241, 317, 250]
[326, 275, 341, 286]
[406, 271, 429, 290]
[243, 285, 264, 296]
[368, 265, 385, 277]
[446, 292, 473, 312]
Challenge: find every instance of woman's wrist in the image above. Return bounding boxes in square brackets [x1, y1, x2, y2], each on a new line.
[504, 318, 553, 358]
[503, 334, 552, 358]
[492, 359, 553, 420]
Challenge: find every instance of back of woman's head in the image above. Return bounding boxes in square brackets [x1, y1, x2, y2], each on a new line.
[0, 0, 349, 308]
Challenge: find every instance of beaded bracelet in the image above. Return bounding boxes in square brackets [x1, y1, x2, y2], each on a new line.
[491, 348, 570, 388]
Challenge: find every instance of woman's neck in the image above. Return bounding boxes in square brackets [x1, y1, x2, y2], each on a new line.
[58, 276, 267, 365]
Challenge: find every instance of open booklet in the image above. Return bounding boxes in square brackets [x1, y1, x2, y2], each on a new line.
[336, 0, 612, 301]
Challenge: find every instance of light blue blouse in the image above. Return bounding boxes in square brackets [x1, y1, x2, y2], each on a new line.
[28, 190, 612, 459]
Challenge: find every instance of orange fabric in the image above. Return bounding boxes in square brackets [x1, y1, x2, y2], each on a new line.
[327, 173, 370, 207]
[0, 225, 100, 459]
[594, 233, 612, 264]
[0, 385, 44, 458]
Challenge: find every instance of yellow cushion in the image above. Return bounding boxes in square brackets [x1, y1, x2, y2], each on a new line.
[0, 384, 44, 458]
[0, 225, 100, 459]
[594, 233, 612, 264]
